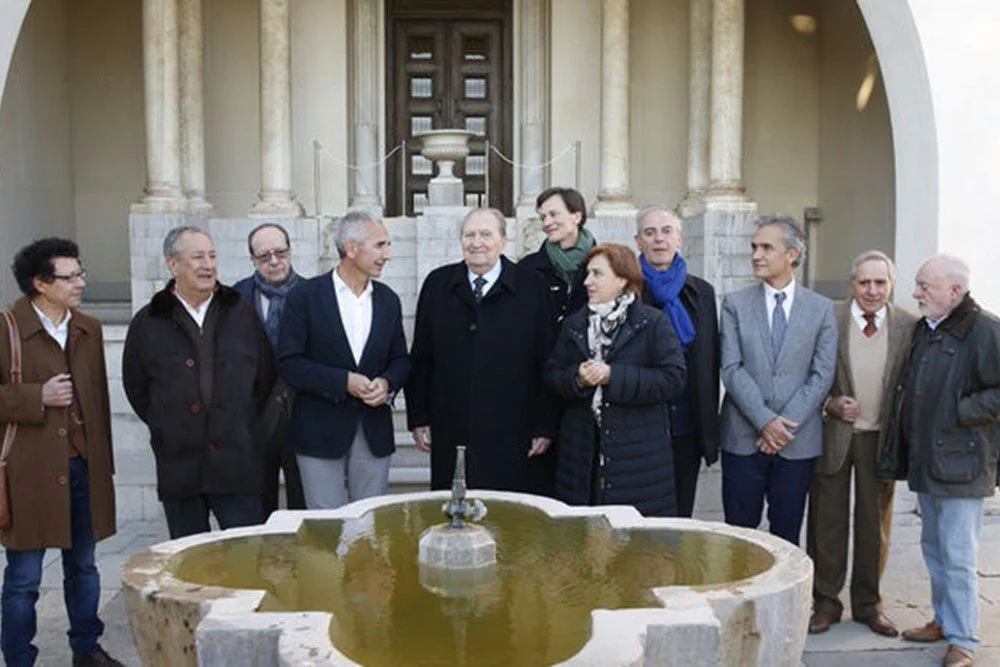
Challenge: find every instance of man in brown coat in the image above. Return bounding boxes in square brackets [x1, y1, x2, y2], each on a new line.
[806, 250, 917, 638]
[0, 239, 122, 666]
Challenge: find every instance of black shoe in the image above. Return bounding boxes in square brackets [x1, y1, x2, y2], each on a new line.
[72, 645, 126, 667]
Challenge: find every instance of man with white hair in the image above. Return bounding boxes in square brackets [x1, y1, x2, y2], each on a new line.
[879, 253, 1000, 667]
[277, 210, 410, 509]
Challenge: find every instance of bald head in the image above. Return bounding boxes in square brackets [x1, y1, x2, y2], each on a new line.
[913, 253, 970, 321]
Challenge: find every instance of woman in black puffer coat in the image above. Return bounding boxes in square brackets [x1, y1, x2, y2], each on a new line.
[545, 244, 687, 517]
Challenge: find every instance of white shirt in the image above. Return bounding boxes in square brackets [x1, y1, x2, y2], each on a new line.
[31, 303, 70, 350]
[176, 291, 214, 330]
[259, 293, 271, 319]
[850, 300, 886, 332]
[333, 269, 373, 365]
[468, 260, 502, 298]
[764, 279, 796, 329]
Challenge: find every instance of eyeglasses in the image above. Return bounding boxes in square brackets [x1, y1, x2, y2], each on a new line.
[52, 270, 87, 283]
[252, 248, 291, 263]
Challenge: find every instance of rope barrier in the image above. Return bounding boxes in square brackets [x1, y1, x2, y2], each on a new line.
[312, 140, 404, 171]
[487, 141, 578, 170]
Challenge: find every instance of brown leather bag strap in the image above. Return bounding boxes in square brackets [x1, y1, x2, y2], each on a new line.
[1, 310, 21, 463]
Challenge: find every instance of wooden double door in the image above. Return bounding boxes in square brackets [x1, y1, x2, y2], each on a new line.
[387, 1, 513, 217]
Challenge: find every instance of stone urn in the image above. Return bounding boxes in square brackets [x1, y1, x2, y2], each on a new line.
[416, 129, 476, 184]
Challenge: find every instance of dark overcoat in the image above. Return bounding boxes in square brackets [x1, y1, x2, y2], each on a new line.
[641, 273, 720, 465]
[518, 240, 590, 333]
[277, 273, 411, 459]
[545, 300, 687, 517]
[122, 281, 276, 500]
[0, 297, 116, 550]
[406, 257, 556, 493]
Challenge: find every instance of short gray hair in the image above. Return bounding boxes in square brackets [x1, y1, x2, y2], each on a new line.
[635, 204, 683, 235]
[927, 253, 971, 289]
[850, 249, 896, 282]
[460, 207, 507, 238]
[756, 215, 807, 268]
[163, 226, 210, 259]
[334, 210, 380, 259]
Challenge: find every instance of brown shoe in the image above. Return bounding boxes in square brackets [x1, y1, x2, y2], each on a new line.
[943, 644, 974, 667]
[902, 620, 945, 643]
[855, 612, 899, 637]
[809, 611, 840, 634]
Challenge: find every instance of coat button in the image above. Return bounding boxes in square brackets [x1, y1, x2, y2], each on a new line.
[56, 475, 67, 485]
[185, 358, 195, 368]
[190, 404, 202, 414]
[208, 442, 218, 451]
[469, 323, 477, 332]
[57, 427, 67, 437]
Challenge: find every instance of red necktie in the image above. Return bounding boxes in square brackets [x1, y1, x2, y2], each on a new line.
[863, 312, 877, 337]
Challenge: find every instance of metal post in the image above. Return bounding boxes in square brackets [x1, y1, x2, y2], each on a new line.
[574, 140, 582, 191]
[484, 140, 491, 208]
[400, 141, 407, 217]
[313, 139, 321, 217]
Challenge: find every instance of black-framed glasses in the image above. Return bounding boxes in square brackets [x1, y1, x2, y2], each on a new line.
[252, 248, 291, 262]
[52, 270, 87, 283]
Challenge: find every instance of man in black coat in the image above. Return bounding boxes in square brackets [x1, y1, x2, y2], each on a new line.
[635, 205, 720, 517]
[233, 222, 305, 517]
[123, 227, 275, 539]
[407, 208, 557, 494]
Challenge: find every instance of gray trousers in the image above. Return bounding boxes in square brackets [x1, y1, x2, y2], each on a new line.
[296, 424, 391, 509]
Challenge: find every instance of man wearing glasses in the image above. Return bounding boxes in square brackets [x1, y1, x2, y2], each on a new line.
[234, 223, 306, 516]
[0, 238, 123, 666]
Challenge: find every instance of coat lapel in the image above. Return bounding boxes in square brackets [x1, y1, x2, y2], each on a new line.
[320, 272, 356, 370]
[751, 285, 773, 365]
[836, 301, 855, 395]
[356, 284, 384, 369]
[881, 303, 906, 397]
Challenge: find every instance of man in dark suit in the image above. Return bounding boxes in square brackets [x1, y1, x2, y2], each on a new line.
[407, 208, 556, 494]
[719, 216, 837, 545]
[277, 211, 410, 509]
[634, 205, 719, 517]
[233, 223, 305, 516]
[807, 250, 917, 637]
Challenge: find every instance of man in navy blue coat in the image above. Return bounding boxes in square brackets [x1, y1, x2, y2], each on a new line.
[277, 211, 411, 509]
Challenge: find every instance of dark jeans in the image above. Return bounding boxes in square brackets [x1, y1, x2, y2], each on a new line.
[672, 434, 702, 518]
[722, 449, 817, 545]
[262, 413, 304, 516]
[1, 458, 103, 667]
[161, 494, 265, 540]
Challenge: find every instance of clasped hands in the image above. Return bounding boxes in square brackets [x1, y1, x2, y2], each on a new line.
[576, 359, 611, 388]
[42, 373, 74, 408]
[756, 415, 798, 455]
[347, 372, 391, 408]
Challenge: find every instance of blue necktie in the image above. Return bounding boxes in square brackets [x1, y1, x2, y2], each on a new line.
[771, 292, 787, 359]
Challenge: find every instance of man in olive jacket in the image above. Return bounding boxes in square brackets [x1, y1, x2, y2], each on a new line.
[123, 227, 275, 540]
[0, 239, 122, 666]
[879, 254, 1000, 667]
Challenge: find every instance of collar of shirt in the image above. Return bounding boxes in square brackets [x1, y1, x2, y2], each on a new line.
[31, 302, 70, 350]
[850, 300, 886, 331]
[175, 291, 214, 329]
[925, 317, 942, 330]
[332, 267, 373, 301]
[468, 260, 503, 295]
[763, 278, 795, 322]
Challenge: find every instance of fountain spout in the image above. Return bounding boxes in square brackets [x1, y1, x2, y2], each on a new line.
[443, 446, 487, 529]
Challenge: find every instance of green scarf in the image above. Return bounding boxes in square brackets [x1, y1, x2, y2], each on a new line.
[544, 227, 596, 286]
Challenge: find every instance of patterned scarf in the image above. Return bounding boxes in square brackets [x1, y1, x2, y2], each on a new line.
[586, 291, 635, 424]
[640, 253, 696, 349]
[252, 269, 303, 347]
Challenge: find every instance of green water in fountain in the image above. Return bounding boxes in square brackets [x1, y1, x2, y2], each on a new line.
[171, 500, 773, 666]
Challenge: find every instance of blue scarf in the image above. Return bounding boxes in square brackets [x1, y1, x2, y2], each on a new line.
[641, 254, 695, 349]
[252, 269, 303, 348]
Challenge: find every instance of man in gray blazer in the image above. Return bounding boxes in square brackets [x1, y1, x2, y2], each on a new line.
[719, 216, 837, 544]
[806, 250, 917, 637]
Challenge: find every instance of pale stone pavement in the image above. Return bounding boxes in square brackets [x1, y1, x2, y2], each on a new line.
[3, 467, 998, 666]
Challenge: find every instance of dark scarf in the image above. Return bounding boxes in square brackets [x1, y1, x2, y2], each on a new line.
[253, 269, 303, 347]
[641, 253, 695, 349]
[544, 227, 596, 287]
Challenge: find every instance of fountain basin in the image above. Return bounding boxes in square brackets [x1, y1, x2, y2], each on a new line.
[122, 491, 812, 666]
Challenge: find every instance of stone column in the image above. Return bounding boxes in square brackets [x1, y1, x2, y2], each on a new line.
[133, 0, 185, 213]
[707, 0, 747, 198]
[250, 0, 304, 218]
[349, 0, 382, 213]
[178, 0, 213, 216]
[594, 0, 633, 215]
[679, 0, 711, 216]
[516, 0, 548, 218]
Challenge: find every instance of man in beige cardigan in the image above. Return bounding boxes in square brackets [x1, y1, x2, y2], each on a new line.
[806, 249, 918, 637]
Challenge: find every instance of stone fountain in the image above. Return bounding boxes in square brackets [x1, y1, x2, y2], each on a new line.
[122, 451, 812, 666]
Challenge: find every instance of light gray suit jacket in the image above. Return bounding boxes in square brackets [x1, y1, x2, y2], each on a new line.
[720, 282, 838, 459]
